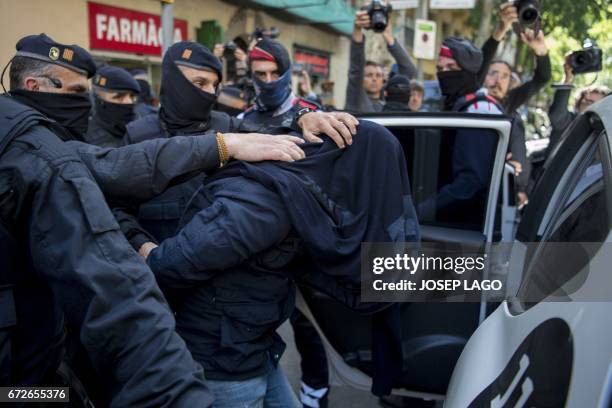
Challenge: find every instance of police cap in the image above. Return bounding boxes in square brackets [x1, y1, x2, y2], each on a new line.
[15, 33, 96, 78]
[93, 66, 141, 94]
[166, 41, 222, 80]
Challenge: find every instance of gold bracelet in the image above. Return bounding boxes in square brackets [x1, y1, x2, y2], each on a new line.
[216, 132, 230, 167]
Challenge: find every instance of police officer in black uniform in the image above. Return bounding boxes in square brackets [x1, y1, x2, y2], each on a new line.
[84, 65, 141, 147]
[0, 33, 310, 406]
[239, 39, 320, 128]
[119, 40, 359, 252]
[0, 33, 216, 407]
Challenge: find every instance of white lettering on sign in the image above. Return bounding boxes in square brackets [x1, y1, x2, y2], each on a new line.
[93, 13, 183, 46]
[120, 18, 131, 43]
[132, 20, 147, 45]
[107, 16, 120, 41]
[96, 14, 107, 40]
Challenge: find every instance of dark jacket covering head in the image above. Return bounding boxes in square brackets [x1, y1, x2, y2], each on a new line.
[159, 41, 222, 133]
[15, 33, 96, 78]
[93, 66, 141, 94]
[248, 38, 291, 75]
[440, 37, 483, 74]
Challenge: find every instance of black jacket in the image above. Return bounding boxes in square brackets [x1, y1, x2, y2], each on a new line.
[0, 95, 213, 407]
[548, 84, 577, 154]
[84, 112, 125, 148]
[119, 111, 286, 245]
[149, 119, 420, 393]
[116, 110, 301, 380]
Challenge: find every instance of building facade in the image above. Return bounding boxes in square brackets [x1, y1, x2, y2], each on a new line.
[0, 0, 353, 107]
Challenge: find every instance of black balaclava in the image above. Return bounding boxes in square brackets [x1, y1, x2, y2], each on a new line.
[11, 89, 91, 139]
[91, 65, 140, 137]
[215, 85, 246, 117]
[93, 96, 135, 138]
[7, 33, 97, 140]
[158, 41, 223, 135]
[438, 71, 479, 110]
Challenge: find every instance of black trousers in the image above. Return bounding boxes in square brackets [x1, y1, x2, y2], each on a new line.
[290, 309, 329, 389]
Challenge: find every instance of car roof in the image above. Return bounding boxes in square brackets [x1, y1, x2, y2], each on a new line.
[354, 111, 511, 121]
[586, 95, 612, 136]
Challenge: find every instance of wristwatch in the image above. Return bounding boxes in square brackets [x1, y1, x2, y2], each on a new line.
[295, 107, 315, 126]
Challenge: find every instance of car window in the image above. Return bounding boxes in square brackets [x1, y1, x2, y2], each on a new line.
[518, 132, 611, 306]
[386, 126, 499, 232]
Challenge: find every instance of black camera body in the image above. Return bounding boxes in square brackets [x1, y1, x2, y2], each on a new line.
[223, 41, 237, 59]
[569, 40, 603, 75]
[251, 27, 280, 41]
[511, 0, 540, 33]
[361, 0, 392, 33]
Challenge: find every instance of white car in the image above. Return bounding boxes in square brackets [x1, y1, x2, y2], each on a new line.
[297, 96, 612, 407]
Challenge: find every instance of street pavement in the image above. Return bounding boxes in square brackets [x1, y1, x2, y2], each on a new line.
[278, 321, 383, 408]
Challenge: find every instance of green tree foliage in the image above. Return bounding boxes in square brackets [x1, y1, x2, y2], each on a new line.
[497, 0, 610, 104]
[539, 0, 610, 42]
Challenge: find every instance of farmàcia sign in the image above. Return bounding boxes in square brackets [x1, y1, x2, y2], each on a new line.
[88, 2, 188, 56]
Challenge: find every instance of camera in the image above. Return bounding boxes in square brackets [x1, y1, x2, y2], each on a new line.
[569, 39, 603, 75]
[292, 63, 305, 74]
[511, 0, 540, 33]
[361, 0, 392, 33]
[251, 27, 280, 42]
[223, 41, 237, 59]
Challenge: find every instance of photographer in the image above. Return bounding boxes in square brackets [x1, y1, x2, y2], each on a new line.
[548, 59, 609, 153]
[479, 2, 551, 114]
[296, 69, 323, 106]
[478, 2, 551, 207]
[345, 5, 416, 112]
[214, 41, 249, 85]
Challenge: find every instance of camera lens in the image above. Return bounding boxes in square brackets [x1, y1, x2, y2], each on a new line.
[371, 11, 387, 33]
[573, 52, 591, 67]
[519, 4, 539, 24]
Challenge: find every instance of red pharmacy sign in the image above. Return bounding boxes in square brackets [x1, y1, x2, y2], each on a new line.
[88, 2, 188, 56]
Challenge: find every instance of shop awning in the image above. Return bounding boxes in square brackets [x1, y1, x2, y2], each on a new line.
[225, 0, 356, 36]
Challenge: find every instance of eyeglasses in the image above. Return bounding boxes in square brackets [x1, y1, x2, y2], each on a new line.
[487, 70, 511, 81]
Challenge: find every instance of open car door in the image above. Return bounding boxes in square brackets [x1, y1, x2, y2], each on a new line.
[296, 112, 512, 401]
[445, 96, 612, 408]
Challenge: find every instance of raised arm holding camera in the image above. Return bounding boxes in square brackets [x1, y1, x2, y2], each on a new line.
[548, 45, 608, 154]
[478, 1, 551, 207]
[345, 1, 416, 113]
[479, 2, 551, 113]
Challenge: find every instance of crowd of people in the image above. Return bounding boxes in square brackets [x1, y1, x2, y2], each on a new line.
[0, 1, 609, 408]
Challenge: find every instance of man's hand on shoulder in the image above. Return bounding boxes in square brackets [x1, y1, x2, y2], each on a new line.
[297, 111, 359, 148]
[224, 133, 306, 163]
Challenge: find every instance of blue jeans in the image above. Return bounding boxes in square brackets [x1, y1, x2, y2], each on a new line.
[206, 358, 300, 408]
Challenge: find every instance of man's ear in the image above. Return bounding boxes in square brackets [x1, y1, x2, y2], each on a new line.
[23, 77, 40, 91]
